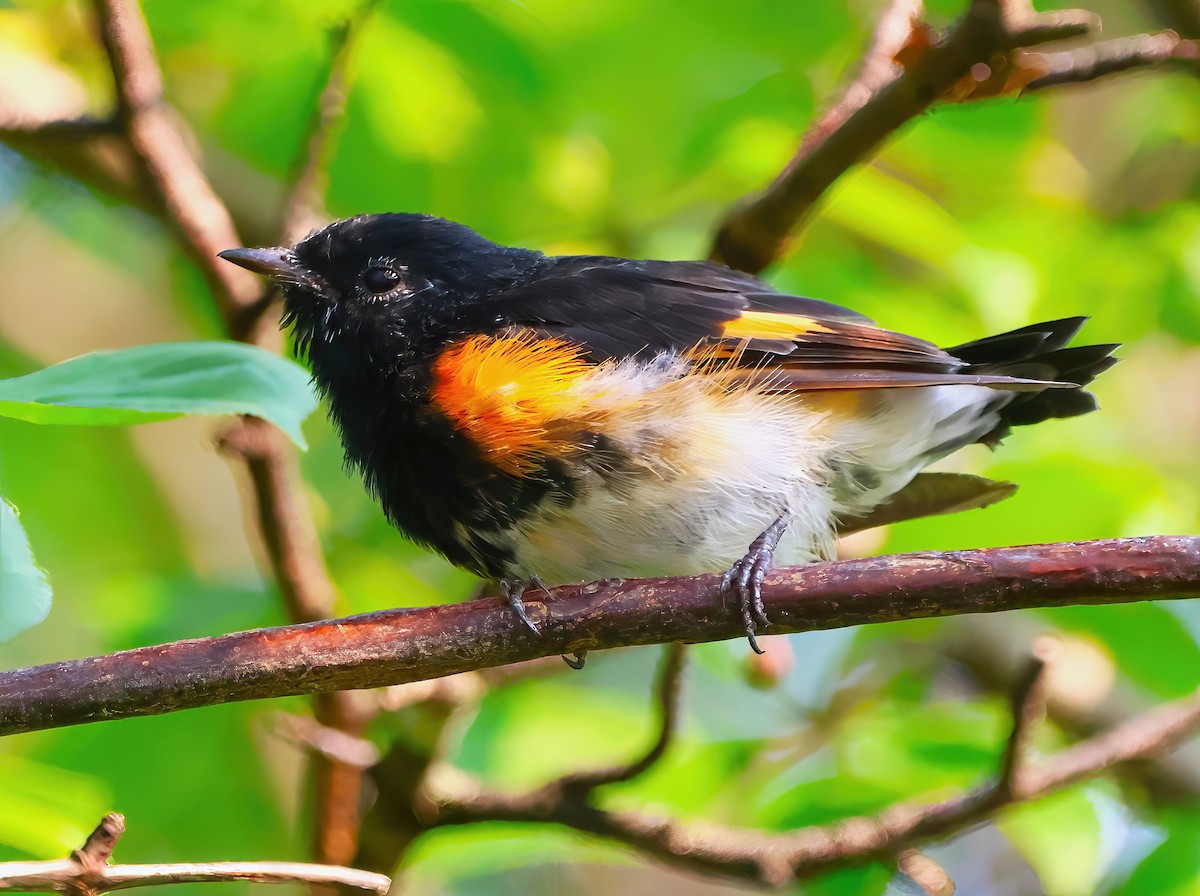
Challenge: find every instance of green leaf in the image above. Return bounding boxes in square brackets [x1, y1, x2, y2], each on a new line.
[998, 786, 1102, 895]
[0, 342, 318, 448]
[1112, 809, 1200, 896]
[0, 498, 52, 642]
[0, 755, 111, 858]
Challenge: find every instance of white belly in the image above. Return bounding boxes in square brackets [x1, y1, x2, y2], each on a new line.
[496, 357, 1002, 584]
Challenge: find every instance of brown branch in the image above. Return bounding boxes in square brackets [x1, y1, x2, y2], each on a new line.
[995, 652, 1047, 799]
[710, 0, 925, 273]
[560, 642, 687, 791]
[1026, 30, 1200, 90]
[221, 3, 381, 866]
[708, 0, 1192, 274]
[279, 1, 381, 245]
[216, 421, 337, 624]
[85, 0, 364, 871]
[91, 0, 263, 328]
[0, 537, 1197, 738]
[427, 651, 1200, 888]
[943, 617, 1200, 804]
[0, 814, 391, 895]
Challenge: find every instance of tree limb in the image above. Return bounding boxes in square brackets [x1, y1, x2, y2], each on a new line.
[0, 537, 1196, 738]
[558, 642, 686, 792]
[425, 653, 1200, 888]
[279, 1, 382, 245]
[91, 0, 263, 328]
[709, 0, 1194, 274]
[86, 0, 370, 871]
[0, 814, 391, 895]
[1026, 30, 1200, 90]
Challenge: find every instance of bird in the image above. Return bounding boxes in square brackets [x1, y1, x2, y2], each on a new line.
[220, 213, 1117, 657]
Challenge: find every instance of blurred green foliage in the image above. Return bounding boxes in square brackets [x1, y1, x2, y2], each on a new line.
[0, 0, 1197, 893]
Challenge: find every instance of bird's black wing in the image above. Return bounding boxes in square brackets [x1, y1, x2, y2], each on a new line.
[493, 256, 1065, 390]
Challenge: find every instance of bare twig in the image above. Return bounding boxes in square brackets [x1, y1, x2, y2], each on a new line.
[996, 652, 1047, 798]
[710, 0, 925, 273]
[216, 421, 338, 624]
[85, 0, 368, 871]
[943, 617, 1200, 804]
[1026, 30, 1200, 90]
[0, 814, 391, 895]
[72, 814, 126, 875]
[708, 0, 1192, 274]
[274, 713, 382, 770]
[280, 1, 381, 244]
[0, 537, 1196, 738]
[426, 664, 1200, 888]
[258, 6, 385, 862]
[91, 0, 263, 327]
[561, 642, 687, 791]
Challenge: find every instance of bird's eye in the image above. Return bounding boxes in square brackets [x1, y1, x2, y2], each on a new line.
[363, 266, 401, 295]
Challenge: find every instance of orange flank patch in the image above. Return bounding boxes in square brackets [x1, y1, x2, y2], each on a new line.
[719, 311, 834, 342]
[431, 332, 597, 473]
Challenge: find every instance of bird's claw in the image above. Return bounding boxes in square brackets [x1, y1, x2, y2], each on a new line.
[502, 577, 584, 670]
[720, 514, 790, 654]
[501, 578, 542, 635]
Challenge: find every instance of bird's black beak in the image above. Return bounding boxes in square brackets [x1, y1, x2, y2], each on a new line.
[218, 246, 305, 282]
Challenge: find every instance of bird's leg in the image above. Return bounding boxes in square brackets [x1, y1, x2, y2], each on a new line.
[501, 577, 542, 635]
[721, 512, 791, 654]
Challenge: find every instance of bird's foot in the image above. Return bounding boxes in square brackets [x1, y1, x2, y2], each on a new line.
[501, 577, 585, 669]
[721, 513, 791, 654]
[500, 576, 547, 635]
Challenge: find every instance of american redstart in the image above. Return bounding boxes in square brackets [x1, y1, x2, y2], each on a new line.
[220, 213, 1117, 655]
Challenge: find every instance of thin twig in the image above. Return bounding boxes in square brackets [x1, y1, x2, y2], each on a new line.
[0, 861, 392, 894]
[279, 1, 381, 245]
[0, 815, 391, 895]
[708, 0, 1193, 273]
[1026, 30, 1200, 90]
[0, 537, 1197, 738]
[274, 713, 382, 770]
[710, 0, 924, 273]
[91, 0, 263, 326]
[561, 642, 687, 791]
[87, 0, 363, 871]
[427, 671, 1200, 888]
[227, 7, 385, 865]
[996, 652, 1047, 799]
[216, 421, 338, 624]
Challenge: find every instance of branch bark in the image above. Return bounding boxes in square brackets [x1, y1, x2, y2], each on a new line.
[0, 537, 1196, 738]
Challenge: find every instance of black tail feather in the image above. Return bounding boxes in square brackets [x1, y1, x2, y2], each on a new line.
[945, 318, 1118, 442]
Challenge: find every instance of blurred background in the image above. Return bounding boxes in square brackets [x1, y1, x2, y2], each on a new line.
[0, 0, 1198, 893]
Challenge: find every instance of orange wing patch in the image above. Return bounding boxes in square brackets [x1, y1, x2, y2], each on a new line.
[431, 332, 595, 473]
[720, 311, 833, 342]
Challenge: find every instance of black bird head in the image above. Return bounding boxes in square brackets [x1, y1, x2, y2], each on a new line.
[219, 213, 543, 370]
